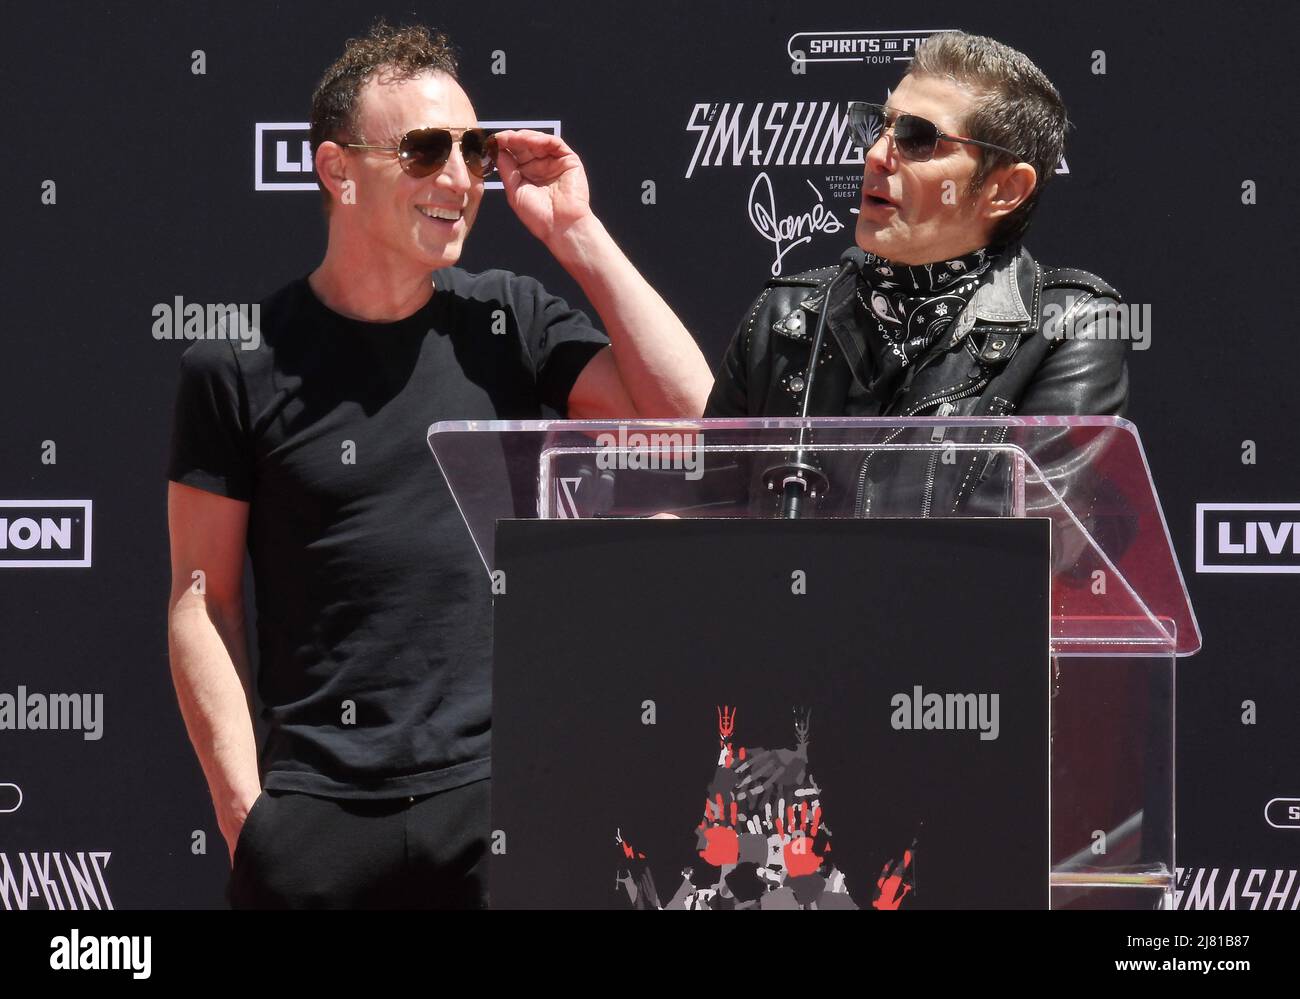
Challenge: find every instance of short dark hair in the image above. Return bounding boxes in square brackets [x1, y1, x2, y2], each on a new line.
[905, 31, 1067, 246]
[309, 21, 459, 211]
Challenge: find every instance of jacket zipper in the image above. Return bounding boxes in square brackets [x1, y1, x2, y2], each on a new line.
[855, 380, 988, 516]
[920, 401, 958, 517]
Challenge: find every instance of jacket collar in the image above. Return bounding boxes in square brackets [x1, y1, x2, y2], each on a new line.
[808, 242, 1036, 323]
[810, 242, 1036, 380]
[926, 241, 1039, 352]
[967, 242, 1034, 325]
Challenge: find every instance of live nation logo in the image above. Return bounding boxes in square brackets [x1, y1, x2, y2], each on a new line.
[1195, 503, 1300, 573]
[0, 501, 92, 568]
[254, 120, 562, 192]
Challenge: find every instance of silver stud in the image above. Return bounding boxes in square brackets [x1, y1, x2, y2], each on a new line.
[790, 376, 806, 393]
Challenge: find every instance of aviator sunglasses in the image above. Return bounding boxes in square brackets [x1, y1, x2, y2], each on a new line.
[847, 101, 1023, 163]
[344, 126, 499, 179]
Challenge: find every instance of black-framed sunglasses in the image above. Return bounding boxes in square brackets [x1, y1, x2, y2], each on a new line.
[847, 101, 1023, 163]
[343, 126, 499, 179]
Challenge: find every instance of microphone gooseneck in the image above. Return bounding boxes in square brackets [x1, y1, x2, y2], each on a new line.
[777, 247, 866, 519]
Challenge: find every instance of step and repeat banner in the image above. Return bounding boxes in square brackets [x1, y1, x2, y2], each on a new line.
[1, 0, 1296, 909]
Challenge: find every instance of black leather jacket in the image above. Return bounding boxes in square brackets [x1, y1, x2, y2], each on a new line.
[703, 242, 1131, 518]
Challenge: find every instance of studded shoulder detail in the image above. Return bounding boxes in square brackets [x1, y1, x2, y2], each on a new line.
[1041, 266, 1121, 301]
[765, 264, 839, 288]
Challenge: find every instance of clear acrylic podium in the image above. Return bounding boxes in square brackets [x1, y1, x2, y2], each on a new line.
[429, 415, 1199, 909]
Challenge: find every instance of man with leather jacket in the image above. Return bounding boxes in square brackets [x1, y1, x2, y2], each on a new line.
[704, 31, 1131, 519]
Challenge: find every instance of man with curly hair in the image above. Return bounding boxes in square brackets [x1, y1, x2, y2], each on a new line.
[166, 22, 710, 909]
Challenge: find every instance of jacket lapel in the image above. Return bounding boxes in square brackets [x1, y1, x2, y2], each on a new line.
[784, 243, 1041, 399]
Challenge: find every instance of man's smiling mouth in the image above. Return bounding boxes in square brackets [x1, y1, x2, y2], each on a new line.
[417, 205, 463, 222]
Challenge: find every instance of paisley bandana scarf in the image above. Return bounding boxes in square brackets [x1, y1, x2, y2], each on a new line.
[854, 246, 995, 399]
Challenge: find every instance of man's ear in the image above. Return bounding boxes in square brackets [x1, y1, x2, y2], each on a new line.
[984, 162, 1038, 221]
[314, 142, 349, 204]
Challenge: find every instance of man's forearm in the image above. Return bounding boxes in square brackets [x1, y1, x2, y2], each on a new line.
[167, 593, 261, 848]
[548, 214, 713, 417]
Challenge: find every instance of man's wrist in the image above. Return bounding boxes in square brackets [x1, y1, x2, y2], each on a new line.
[223, 776, 263, 820]
[544, 213, 616, 275]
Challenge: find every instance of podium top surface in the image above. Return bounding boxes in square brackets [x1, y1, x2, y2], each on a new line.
[428, 416, 1200, 657]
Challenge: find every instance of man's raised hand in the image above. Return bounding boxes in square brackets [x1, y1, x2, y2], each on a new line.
[493, 129, 593, 245]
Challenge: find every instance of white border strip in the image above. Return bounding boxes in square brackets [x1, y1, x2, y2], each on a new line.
[0, 499, 93, 568]
[1196, 502, 1300, 574]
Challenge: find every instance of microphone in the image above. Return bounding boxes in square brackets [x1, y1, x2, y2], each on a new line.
[773, 246, 866, 519]
[799, 247, 865, 421]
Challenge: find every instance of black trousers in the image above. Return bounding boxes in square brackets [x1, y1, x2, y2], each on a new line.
[227, 777, 489, 909]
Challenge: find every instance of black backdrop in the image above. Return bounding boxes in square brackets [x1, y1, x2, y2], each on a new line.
[1, 0, 1296, 909]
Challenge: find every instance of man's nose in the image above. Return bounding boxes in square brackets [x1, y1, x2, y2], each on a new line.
[864, 128, 897, 174]
[436, 139, 472, 194]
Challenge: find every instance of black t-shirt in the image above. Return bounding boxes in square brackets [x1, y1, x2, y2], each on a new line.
[167, 267, 608, 798]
